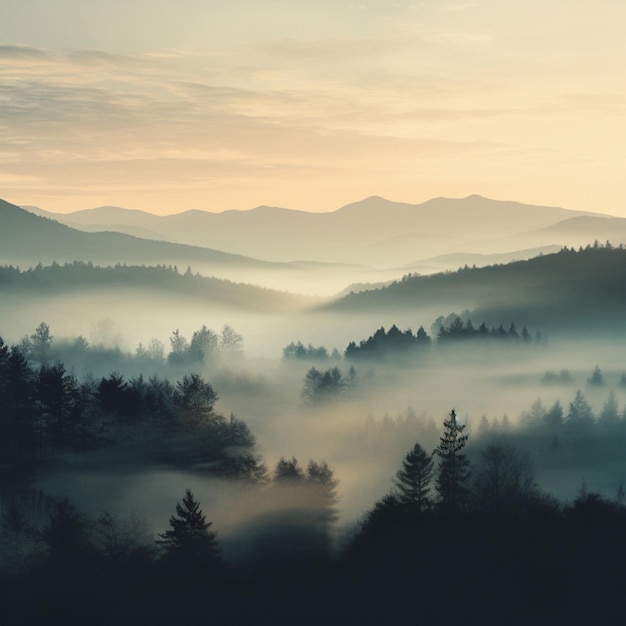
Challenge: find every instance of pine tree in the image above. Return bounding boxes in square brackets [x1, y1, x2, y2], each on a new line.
[566, 390, 595, 429]
[394, 443, 434, 513]
[274, 456, 306, 484]
[599, 391, 620, 426]
[157, 489, 220, 563]
[587, 365, 605, 387]
[433, 409, 471, 513]
[307, 460, 339, 523]
[306, 460, 340, 554]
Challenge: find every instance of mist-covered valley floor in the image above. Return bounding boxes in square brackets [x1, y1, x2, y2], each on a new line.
[2, 244, 626, 624]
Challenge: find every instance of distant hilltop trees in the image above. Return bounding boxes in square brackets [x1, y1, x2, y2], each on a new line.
[13, 321, 246, 376]
[284, 317, 538, 363]
[435, 318, 533, 343]
[345, 324, 432, 359]
[283, 342, 341, 361]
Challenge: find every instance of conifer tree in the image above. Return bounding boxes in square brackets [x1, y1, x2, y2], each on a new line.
[394, 443, 433, 513]
[433, 409, 471, 513]
[157, 489, 220, 563]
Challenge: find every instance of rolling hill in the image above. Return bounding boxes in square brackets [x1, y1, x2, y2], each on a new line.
[325, 245, 626, 334]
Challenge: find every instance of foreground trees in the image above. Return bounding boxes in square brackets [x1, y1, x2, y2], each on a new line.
[394, 443, 433, 513]
[433, 409, 471, 513]
[472, 443, 539, 520]
[3, 404, 626, 625]
[157, 489, 221, 568]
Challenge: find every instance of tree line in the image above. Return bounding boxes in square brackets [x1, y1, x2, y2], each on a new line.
[14, 321, 245, 375]
[285, 317, 537, 363]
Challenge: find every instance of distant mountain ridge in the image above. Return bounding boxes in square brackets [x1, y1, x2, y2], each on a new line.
[0, 198, 273, 267]
[21, 194, 612, 267]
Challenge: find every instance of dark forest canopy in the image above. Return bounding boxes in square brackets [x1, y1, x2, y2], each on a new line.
[2, 405, 626, 625]
[284, 318, 536, 363]
[0, 333, 263, 480]
[343, 319, 533, 359]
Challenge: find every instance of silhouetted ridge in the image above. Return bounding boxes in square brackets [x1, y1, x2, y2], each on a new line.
[16, 195, 605, 266]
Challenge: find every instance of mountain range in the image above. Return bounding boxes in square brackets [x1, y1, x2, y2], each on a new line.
[3, 195, 626, 342]
[0, 199, 362, 294]
[5, 195, 626, 300]
[22, 195, 622, 269]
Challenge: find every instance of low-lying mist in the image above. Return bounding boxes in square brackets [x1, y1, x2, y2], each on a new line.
[13, 313, 626, 541]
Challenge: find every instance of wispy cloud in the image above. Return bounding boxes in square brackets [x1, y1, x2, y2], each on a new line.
[2, 0, 626, 214]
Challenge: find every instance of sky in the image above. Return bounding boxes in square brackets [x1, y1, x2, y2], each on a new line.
[2, 1, 626, 216]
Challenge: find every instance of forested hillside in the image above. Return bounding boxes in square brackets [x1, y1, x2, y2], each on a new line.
[328, 244, 626, 332]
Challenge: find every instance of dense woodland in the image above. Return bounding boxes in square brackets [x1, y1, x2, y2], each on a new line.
[0, 330, 263, 482]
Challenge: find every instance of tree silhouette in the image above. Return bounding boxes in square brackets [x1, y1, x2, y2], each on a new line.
[189, 325, 218, 364]
[174, 374, 218, 422]
[37, 363, 78, 446]
[566, 390, 595, 429]
[157, 489, 220, 564]
[42, 497, 91, 561]
[599, 391, 620, 426]
[305, 460, 340, 554]
[433, 409, 471, 513]
[543, 400, 564, 430]
[167, 329, 189, 365]
[220, 324, 244, 358]
[274, 456, 306, 484]
[394, 443, 434, 513]
[587, 365, 605, 387]
[301, 366, 349, 404]
[472, 443, 538, 520]
[306, 460, 339, 522]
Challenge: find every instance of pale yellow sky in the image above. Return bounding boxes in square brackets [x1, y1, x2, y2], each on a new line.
[1, 1, 626, 215]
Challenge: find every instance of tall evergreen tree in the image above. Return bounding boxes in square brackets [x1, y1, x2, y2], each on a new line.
[306, 460, 339, 523]
[599, 391, 620, 426]
[587, 365, 605, 387]
[174, 374, 218, 422]
[157, 489, 220, 563]
[433, 409, 471, 513]
[566, 390, 595, 429]
[543, 400, 564, 430]
[394, 443, 434, 513]
[305, 460, 340, 554]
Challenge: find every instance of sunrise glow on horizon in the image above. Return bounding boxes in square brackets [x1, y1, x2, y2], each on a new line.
[2, 1, 626, 216]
